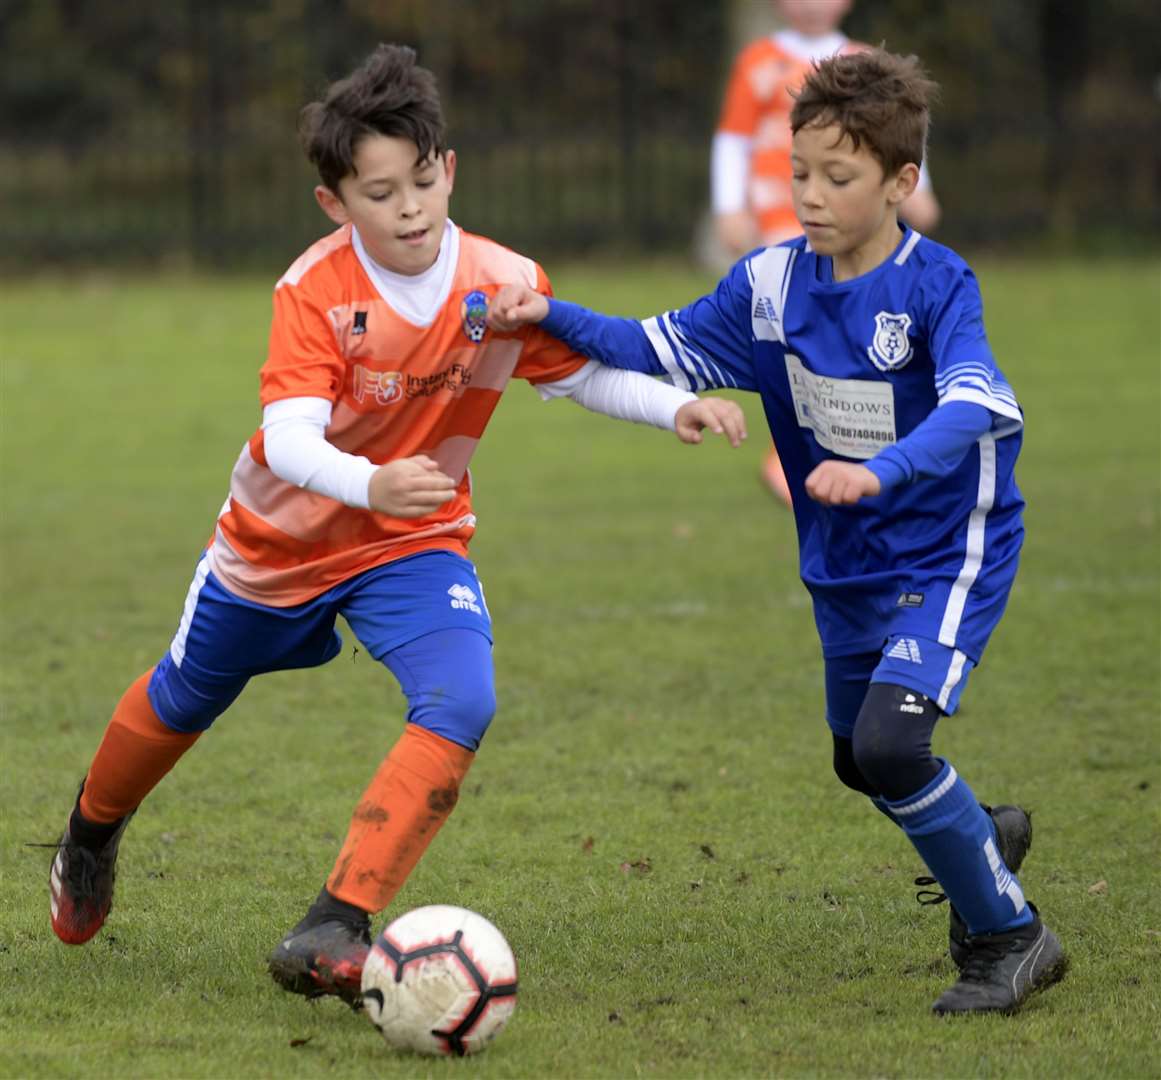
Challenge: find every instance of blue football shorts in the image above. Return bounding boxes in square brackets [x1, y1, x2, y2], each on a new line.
[824, 633, 978, 739]
[148, 549, 493, 734]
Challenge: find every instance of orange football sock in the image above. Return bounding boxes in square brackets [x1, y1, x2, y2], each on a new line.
[78, 669, 202, 824]
[327, 724, 475, 913]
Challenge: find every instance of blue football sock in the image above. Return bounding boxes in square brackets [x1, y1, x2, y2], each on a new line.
[887, 760, 1033, 935]
[871, 796, 900, 826]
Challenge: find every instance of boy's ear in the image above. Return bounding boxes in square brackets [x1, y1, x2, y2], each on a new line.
[442, 148, 457, 195]
[887, 163, 920, 207]
[315, 184, 350, 226]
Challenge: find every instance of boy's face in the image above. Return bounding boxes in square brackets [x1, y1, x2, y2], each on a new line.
[776, 0, 852, 36]
[790, 121, 916, 269]
[315, 134, 456, 276]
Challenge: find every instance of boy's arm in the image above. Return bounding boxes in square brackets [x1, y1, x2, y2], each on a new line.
[535, 361, 746, 447]
[489, 262, 759, 393]
[263, 397, 455, 517]
[926, 263, 1023, 436]
[805, 401, 992, 505]
[261, 282, 455, 517]
[713, 44, 762, 256]
[808, 259, 1021, 507]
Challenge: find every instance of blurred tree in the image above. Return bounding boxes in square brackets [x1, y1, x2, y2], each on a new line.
[0, 0, 1155, 267]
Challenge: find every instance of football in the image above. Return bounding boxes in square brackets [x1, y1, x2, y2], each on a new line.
[361, 905, 518, 1056]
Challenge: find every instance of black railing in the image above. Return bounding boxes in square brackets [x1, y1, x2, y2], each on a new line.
[0, 0, 1156, 270]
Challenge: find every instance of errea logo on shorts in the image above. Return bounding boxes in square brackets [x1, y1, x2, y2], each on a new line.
[448, 584, 483, 615]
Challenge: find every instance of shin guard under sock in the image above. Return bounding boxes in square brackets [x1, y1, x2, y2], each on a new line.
[887, 760, 1033, 935]
[326, 724, 474, 913]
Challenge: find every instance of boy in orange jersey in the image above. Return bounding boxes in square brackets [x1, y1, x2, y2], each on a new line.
[712, 0, 940, 504]
[47, 44, 746, 1006]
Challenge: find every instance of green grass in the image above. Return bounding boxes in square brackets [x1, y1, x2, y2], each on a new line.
[1, 257, 1159, 1078]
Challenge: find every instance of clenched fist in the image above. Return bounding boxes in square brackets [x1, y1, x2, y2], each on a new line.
[368, 455, 457, 517]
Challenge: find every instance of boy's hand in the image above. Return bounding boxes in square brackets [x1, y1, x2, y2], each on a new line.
[368, 456, 457, 517]
[675, 398, 748, 448]
[804, 461, 881, 505]
[487, 285, 549, 331]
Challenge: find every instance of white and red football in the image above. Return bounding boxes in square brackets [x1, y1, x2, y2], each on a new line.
[361, 904, 518, 1056]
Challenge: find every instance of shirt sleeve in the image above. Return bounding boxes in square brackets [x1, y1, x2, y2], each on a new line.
[712, 131, 752, 215]
[717, 47, 761, 136]
[535, 359, 696, 429]
[925, 263, 1023, 438]
[865, 400, 993, 491]
[260, 282, 347, 406]
[538, 258, 759, 393]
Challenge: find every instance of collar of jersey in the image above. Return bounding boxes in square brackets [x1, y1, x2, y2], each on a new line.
[351, 220, 460, 327]
[774, 29, 850, 63]
[807, 225, 913, 292]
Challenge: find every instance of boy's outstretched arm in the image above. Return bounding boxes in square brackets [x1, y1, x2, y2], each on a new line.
[489, 284, 666, 378]
[492, 285, 748, 447]
[535, 359, 747, 448]
[489, 260, 759, 396]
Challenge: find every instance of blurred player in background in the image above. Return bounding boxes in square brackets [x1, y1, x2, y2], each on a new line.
[489, 48, 1067, 1017]
[46, 44, 745, 1005]
[713, 0, 940, 504]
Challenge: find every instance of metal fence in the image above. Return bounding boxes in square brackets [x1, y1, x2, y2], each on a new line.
[1, 0, 1157, 271]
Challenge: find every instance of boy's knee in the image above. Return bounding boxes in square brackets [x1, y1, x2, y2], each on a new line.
[851, 683, 941, 800]
[832, 734, 879, 796]
[411, 686, 495, 752]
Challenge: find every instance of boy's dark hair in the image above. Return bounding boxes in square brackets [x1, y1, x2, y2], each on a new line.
[300, 44, 446, 193]
[790, 48, 938, 177]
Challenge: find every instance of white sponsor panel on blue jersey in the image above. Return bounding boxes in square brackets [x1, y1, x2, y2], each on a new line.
[784, 354, 896, 460]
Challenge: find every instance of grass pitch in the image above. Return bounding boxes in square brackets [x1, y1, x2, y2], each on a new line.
[1, 257, 1158, 1078]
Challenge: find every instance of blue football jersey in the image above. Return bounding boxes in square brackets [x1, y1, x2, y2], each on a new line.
[542, 228, 1025, 660]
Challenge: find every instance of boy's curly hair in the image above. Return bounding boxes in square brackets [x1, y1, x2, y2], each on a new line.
[790, 47, 938, 177]
[300, 44, 446, 193]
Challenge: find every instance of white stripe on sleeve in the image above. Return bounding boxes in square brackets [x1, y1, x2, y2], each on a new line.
[643, 316, 700, 390]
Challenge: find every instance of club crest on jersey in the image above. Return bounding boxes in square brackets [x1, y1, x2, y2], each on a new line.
[867, 311, 914, 371]
[461, 290, 488, 343]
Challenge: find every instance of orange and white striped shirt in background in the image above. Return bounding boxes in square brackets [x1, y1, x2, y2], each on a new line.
[717, 32, 860, 244]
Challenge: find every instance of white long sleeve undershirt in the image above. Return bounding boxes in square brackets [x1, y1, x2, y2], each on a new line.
[262, 397, 378, 509]
[261, 364, 697, 509]
[711, 132, 753, 215]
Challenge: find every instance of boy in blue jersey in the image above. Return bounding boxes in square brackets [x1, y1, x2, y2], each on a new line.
[487, 48, 1066, 1015]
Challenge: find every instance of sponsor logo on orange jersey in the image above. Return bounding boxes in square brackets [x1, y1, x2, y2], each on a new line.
[352, 362, 473, 406]
[352, 365, 404, 405]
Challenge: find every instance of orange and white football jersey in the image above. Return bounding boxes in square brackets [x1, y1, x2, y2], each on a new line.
[206, 223, 587, 607]
[717, 32, 860, 243]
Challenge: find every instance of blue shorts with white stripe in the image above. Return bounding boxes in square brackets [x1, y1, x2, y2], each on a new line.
[825, 634, 978, 738]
